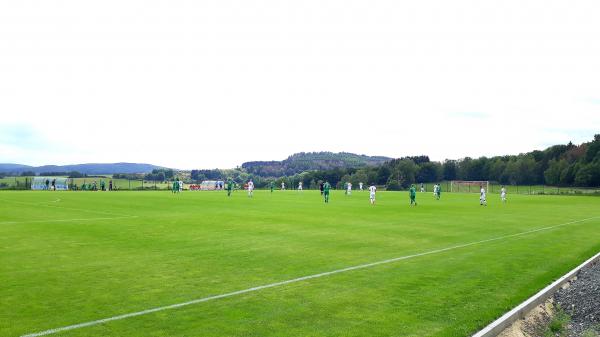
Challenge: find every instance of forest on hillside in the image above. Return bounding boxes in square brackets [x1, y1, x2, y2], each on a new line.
[190, 135, 600, 189]
[241, 152, 391, 177]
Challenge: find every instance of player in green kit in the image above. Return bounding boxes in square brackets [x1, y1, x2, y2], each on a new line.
[227, 179, 233, 197]
[270, 181, 274, 193]
[323, 181, 331, 203]
[409, 184, 417, 206]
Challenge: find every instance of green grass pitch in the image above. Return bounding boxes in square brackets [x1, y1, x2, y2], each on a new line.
[1, 190, 599, 337]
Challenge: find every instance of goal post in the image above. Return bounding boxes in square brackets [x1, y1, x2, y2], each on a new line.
[450, 180, 489, 193]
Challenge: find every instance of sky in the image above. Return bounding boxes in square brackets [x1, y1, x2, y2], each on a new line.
[1, 0, 599, 169]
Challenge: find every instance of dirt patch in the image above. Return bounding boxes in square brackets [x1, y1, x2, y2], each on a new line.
[497, 299, 554, 337]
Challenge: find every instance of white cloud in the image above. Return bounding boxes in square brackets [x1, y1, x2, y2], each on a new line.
[1, 0, 599, 168]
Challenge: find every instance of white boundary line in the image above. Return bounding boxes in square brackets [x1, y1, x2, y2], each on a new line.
[0, 216, 138, 225]
[20, 216, 599, 337]
[0, 198, 134, 218]
[32, 198, 61, 205]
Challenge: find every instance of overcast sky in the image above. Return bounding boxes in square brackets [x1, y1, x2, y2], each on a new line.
[1, 0, 599, 169]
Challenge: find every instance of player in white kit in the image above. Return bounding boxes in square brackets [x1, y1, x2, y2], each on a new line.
[501, 186, 507, 203]
[247, 179, 254, 197]
[359, 182, 364, 191]
[178, 180, 183, 192]
[369, 185, 376, 205]
[346, 182, 352, 196]
[281, 182, 285, 190]
[480, 186, 487, 206]
[298, 181, 303, 191]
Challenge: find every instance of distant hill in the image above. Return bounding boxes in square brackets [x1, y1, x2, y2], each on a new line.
[242, 152, 391, 177]
[0, 164, 31, 171]
[0, 162, 165, 175]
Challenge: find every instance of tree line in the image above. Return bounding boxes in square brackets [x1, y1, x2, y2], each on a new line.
[188, 135, 600, 189]
[319, 135, 600, 189]
[114, 169, 176, 182]
[16, 171, 88, 178]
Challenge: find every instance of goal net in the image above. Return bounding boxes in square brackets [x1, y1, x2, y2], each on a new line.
[31, 177, 69, 191]
[450, 180, 489, 193]
[192, 180, 225, 191]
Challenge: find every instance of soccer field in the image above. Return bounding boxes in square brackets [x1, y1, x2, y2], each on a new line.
[1, 190, 599, 337]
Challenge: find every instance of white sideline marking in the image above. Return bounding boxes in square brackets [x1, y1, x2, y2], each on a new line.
[0, 198, 133, 218]
[20, 216, 600, 337]
[33, 199, 61, 205]
[0, 216, 138, 225]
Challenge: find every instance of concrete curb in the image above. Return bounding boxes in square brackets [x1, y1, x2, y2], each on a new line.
[472, 251, 600, 337]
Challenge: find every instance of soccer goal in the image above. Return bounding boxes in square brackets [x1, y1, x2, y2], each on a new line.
[450, 180, 489, 193]
[31, 177, 69, 191]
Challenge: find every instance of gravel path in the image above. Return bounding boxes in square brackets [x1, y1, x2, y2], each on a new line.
[554, 259, 600, 336]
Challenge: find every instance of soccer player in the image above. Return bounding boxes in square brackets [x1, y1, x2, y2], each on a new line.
[480, 185, 487, 206]
[323, 181, 331, 203]
[172, 180, 178, 194]
[100, 180, 105, 191]
[227, 179, 234, 197]
[298, 181, 303, 191]
[319, 182, 324, 195]
[501, 185, 507, 203]
[435, 184, 441, 200]
[109, 180, 113, 191]
[420, 183, 425, 193]
[409, 184, 417, 206]
[359, 182, 364, 191]
[178, 180, 183, 192]
[369, 184, 376, 205]
[281, 182, 285, 190]
[269, 181, 274, 193]
[346, 182, 352, 196]
[247, 179, 254, 197]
